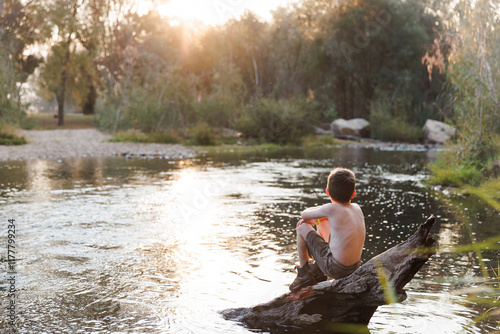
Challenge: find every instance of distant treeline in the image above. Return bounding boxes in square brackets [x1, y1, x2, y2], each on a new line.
[0, 0, 498, 151]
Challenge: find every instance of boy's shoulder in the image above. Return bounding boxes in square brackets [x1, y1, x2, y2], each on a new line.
[330, 202, 363, 215]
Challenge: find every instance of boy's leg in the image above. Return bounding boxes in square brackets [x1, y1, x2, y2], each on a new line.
[290, 223, 327, 291]
[297, 223, 315, 266]
[317, 218, 330, 243]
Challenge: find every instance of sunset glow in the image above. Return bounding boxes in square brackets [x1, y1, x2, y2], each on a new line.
[157, 0, 298, 26]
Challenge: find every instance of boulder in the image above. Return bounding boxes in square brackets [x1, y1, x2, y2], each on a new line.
[314, 126, 331, 135]
[423, 119, 456, 144]
[330, 118, 371, 138]
[349, 118, 371, 138]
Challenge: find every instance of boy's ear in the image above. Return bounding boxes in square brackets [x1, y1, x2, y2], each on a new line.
[326, 188, 329, 197]
[351, 190, 356, 199]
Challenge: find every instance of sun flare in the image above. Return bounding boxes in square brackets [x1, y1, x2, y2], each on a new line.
[157, 0, 218, 25]
[157, 0, 297, 26]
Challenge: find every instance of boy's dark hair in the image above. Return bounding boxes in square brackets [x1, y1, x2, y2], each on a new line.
[327, 168, 355, 203]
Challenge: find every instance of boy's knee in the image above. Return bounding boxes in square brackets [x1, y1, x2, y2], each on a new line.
[297, 223, 314, 238]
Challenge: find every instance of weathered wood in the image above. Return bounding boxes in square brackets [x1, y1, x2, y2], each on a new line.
[221, 215, 436, 330]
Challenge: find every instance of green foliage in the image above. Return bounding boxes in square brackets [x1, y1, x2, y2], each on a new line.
[95, 96, 121, 131]
[0, 124, 27, 145]
[369, 99, 422, 143]
[301, 134, 341, 147]
[0, 42, 26, 125]
[20, 117, 40, 130]
[428, 136, 499, 187]
[0, 133, 27, 145]
[0, 63, 22, 123]
[322, 0, 439, 120]
[194, 97, 238, 128]
[428, 159, 482, 187]
[446, 0, 500, 143]
[238, 98, 312, 145]
[9, 0, 448, 146]
[193, 64, 246, 128]
[428, 0, 500, 186]
[189, 122, 217, 146]
[111, 129, 182, 144]
[97, 65, 194, 133]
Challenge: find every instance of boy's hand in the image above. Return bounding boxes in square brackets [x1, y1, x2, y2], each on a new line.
[296, 219, 312, 228]
[296, 217, 329, 228]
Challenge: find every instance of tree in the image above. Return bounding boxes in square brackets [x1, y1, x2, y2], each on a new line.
[445, 0, 500, 163]
[322, 0, 437, 120]
[0, 0, 45, 124]
[38, 0, 81, 126]
[224, 12, 268, 96]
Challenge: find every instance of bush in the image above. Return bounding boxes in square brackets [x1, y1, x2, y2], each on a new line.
[194, 96, 241, 129]
[21, 117, 40, 130]
[428, 134, 499, 187]
[238, 98, 312, 145]
[111, 129, 182, 144]
[370, 102, 422, 143]
[0, 133, 27, 145]
[0, 124, 27, 145]
[96, 97, 124, 131]
[189, 122, 217, 146]
[428, 160, 482, 186]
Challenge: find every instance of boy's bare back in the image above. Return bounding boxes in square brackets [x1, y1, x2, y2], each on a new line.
[301, 201, 365, 266]
[327, 202, 365, 266]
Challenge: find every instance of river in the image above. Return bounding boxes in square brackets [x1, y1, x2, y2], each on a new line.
[0, 145, 499, 333]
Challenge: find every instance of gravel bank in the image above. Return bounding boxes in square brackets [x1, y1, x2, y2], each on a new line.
[0, 129, 196, 161]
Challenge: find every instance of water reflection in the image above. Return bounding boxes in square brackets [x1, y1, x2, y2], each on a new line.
[0, 146, 499, 333]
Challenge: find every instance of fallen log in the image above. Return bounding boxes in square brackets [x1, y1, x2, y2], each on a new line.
[221, 215, 437, 330]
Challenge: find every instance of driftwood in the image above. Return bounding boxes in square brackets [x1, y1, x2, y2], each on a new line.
[221, 215, 437, 330]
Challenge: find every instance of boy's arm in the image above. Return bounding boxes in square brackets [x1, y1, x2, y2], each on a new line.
[301, 204, 333, 221]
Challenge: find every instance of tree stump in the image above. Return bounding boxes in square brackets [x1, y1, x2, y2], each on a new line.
[221, 215, 437, 330]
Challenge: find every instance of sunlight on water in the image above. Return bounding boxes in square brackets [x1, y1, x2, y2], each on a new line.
[371, 292, 482, 334]
[0, 147, 499, 333]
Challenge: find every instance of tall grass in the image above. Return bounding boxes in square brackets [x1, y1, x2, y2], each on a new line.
[369, 99, 423, 143]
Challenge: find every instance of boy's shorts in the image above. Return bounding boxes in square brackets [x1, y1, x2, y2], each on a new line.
[305, 230, 360, 279]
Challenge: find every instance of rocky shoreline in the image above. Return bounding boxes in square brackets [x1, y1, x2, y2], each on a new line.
[0, 129, 442, 162]
[0, 129, 197, 161]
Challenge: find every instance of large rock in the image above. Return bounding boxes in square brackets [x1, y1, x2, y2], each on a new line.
[330, 118, 371, 138]
[423, 119, 456, 144]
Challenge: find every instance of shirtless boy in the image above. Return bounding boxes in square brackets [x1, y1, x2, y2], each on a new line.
[290, 167, 365, 291]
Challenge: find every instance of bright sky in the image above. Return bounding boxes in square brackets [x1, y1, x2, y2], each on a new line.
[157, 0, 299, 26]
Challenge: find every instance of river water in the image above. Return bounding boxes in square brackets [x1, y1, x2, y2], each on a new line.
[0, 146, 499, 333]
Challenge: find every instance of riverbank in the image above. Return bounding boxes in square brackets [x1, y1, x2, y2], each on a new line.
[0, 129, 196, 161]
[0, 128, 445, 162]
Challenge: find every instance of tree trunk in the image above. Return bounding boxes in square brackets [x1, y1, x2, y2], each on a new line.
[57, 38, 72, 126]
[82, 82, 96, 115]
[221, 215, 437, 330]
[251, 46, 259, 87]
[57, 80, 66, 126]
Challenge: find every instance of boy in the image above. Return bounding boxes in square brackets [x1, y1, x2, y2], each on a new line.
[290, 167, 365, 291]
